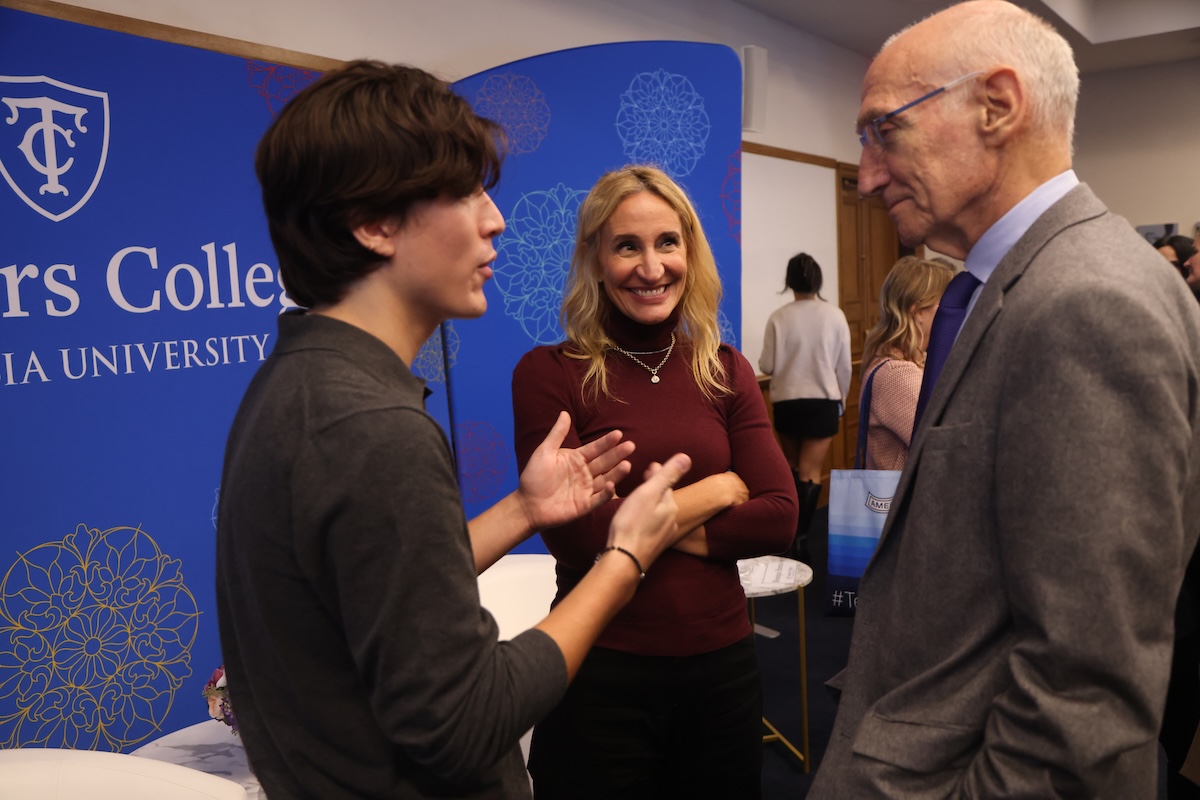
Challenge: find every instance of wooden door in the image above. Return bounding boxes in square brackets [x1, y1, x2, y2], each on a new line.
[824, 163, 900, 492]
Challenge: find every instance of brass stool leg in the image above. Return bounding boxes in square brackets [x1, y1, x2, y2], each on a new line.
[754, 588, 811, 773]
[798, 586, 810, 773]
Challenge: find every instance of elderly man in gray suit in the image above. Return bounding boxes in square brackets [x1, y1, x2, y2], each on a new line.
[808, 2, 1200, 798]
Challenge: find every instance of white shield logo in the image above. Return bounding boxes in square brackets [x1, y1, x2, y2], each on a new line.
[0, 75, 110, 222]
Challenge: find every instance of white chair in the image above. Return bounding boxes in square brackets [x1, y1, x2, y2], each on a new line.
[0, 747, 248, 800]
[477, 552, 559, 770]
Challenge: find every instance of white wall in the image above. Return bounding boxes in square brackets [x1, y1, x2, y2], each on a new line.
[1074, 57, 1200, 236]
[740, 153, 838, 367]
[49, 0, 870, 162]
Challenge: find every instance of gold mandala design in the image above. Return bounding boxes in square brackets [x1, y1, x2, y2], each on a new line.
[0, 523, 200, 750]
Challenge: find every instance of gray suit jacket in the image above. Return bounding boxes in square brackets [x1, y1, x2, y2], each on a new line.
[809, 185, 1200, 799]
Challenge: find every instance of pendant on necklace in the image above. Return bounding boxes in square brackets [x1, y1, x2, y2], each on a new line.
[611, 332, 674, 385]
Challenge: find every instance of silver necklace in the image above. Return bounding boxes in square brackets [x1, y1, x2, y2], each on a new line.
[611, 333, 675, 384]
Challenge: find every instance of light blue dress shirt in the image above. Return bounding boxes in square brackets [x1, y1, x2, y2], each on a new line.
[959, 169, 1080, 321]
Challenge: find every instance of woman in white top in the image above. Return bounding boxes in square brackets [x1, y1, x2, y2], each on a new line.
[758, 253, 851, 559]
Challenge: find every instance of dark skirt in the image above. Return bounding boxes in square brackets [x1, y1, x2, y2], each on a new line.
[772, 398, 840, 439]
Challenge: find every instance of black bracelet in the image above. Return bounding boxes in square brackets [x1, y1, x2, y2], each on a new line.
[595, 545, 646, 582]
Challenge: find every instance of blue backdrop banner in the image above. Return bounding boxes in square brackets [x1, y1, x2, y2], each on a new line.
[448, 42, 744, 535]
[0, 7, 325, 750]
[0, 6, 741, 751]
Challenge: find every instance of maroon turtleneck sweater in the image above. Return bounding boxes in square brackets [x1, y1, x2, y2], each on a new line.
[511, 308, 798, 656]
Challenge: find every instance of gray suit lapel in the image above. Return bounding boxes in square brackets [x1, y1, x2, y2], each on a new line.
[873, 184, 1109, 552]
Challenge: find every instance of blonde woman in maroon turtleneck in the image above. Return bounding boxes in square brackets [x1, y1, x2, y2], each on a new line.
[512, 165, 798, 800]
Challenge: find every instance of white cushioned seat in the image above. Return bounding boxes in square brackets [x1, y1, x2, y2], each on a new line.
[0, 747, 248, 800]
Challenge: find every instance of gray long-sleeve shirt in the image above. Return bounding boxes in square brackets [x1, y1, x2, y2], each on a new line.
[216, 311, 566, 800]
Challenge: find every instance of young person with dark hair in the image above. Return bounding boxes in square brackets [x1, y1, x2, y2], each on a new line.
[216, 60, 691, 800]
[1156, 234, 1198, 281]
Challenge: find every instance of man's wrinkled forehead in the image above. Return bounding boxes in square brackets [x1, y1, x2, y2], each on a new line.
[857, 73, 895, 129]
[858, 49, 912, 126]
[857, 33, 942, 126]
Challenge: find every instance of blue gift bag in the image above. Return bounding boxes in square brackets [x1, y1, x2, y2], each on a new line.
[825, 468, 899, 616]
[830, 465, 897, 618]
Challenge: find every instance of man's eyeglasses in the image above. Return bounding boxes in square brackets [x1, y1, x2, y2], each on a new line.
[858, 71, 984, 150]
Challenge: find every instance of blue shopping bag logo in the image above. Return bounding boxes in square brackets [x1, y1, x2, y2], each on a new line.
[865, 491, 892, 513]
[827, 470, 899, 579]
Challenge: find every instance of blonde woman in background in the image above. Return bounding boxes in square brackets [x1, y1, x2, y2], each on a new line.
[859, 256, 956, 470]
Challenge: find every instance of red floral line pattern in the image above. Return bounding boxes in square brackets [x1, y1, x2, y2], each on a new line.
[246, 60, 321, 117]
[721, 149, 742, 244]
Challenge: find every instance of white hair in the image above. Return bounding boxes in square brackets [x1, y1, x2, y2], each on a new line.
[883, 1, 1079, 147]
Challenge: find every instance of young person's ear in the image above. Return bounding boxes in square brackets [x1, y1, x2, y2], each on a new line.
[351, 219, 399, 258]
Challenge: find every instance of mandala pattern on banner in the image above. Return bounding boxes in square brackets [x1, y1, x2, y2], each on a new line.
[474, 73, 551, 155]
[0, 524, 200, 750]
[412, 322, 461, 384]
[615, 69, 711, 178]
[493, 183, 588, 345]
[245, 60, 320, 117]
[455, 420, 508, 504]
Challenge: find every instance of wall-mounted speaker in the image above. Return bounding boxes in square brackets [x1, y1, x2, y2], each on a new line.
[742, 44, 768, 133]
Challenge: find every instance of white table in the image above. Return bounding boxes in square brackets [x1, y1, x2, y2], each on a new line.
[738, 555, 813, 773]
[133, 720, 264, 799]
[477, 552, 558, 781]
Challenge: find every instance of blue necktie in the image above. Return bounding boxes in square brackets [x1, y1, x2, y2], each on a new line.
[912, 270, 983, 434]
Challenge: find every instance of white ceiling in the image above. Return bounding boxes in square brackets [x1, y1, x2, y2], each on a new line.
[732, 0, 1200, 73]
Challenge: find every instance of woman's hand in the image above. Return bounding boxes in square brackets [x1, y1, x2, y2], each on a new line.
[714, 471, 749, 508]
[607, 454, 692, 570]
[668, 471, 748, 557]
[516, 411, 634, 531]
